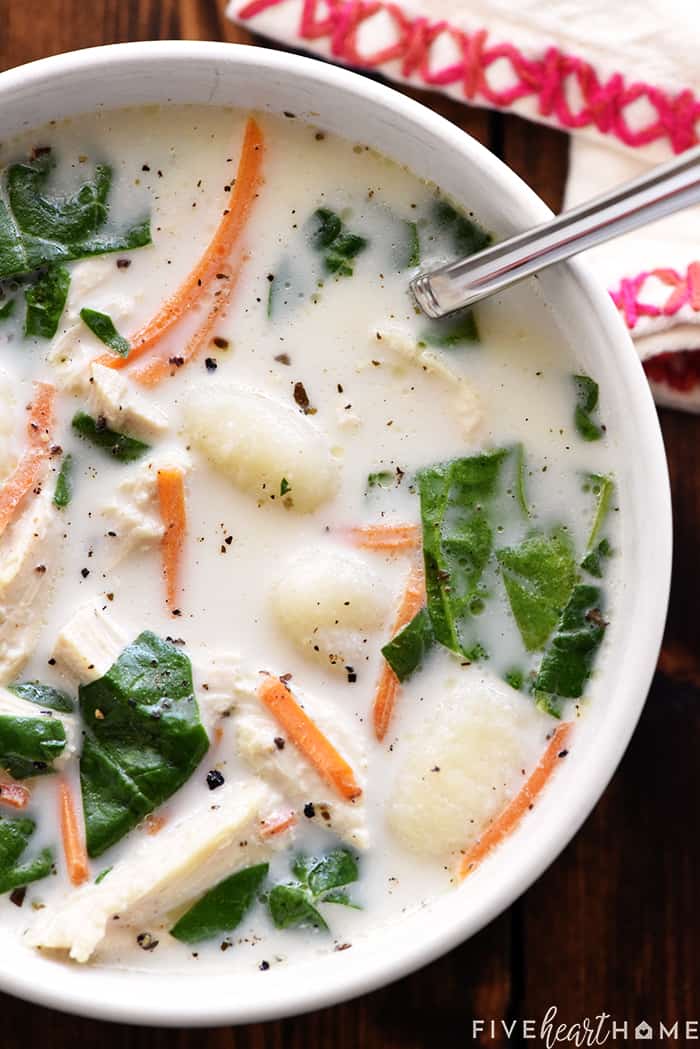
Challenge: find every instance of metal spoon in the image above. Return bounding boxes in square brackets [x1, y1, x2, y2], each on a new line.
[411, 144, 700, 318]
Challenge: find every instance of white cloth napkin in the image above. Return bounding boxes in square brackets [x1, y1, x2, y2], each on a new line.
[227, 0, 700, 410]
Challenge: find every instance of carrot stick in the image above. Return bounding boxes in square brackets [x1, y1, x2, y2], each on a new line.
[98, 116, 264, 373]
[129, 257, 240, 387]
[156, 467, 187, 611]
[0, 780, 30, 809]
[257, 676, 362, 801]
[392, 558, 426, 633]
[58, 778, 89, 887]
[372, 558, 426, 742]
[346, 523, 421, 551]
[0, 450, 46, 537]
[372, 665, 401, 745]
[26, 381, 56, 447]
[259, 811, 297, 839]
[457, 722, 573, 880]
[0, 382, 57, 537]
[143, 813, 167, 836]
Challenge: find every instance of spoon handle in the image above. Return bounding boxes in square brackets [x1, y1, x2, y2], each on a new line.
[411, 144, 700, 318]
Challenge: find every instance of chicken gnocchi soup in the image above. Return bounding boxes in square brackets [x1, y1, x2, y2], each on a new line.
[0, 105, 617, 971]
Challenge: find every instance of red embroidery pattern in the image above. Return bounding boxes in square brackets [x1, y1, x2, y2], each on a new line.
[644, 349, 700, 394]
[236, 0, 700, 154]
[609, 262, 700, 329]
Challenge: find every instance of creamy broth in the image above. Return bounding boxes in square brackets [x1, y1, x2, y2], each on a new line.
[0, 106, 617, 974]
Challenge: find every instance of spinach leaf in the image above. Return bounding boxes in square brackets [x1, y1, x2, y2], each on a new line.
[515, 443, 529, 517]
[573, 375, 604, 441]
[293, 847, 359, 897]
[170, 863, 269, 944]
[321, 890, 360, 908]
[9, 681, 75, 713]
[404, 220, 420, 268]
[418, 450, 509, 656]
[583, 472, 614, 549]
[534, 690, 564, 719]
[308, 208, 368, 277]
[0, 153, 151, 279]
[53, 453, 73, 509]
[382, 606, 434, 682]
[0, 297, 15, 321]
[0, 816, 53, 894]
[72, 411, 149, 462]
[80, 307, 129, 356]
[24, 263, 70, 339]
[367, 470, 394, 490]
[0, 200, 27, 278]
[268, 847, 360, 932]
[534, 584, 607, 704]
[310, 208, 342, 249]
[79, 632, 209, 856]
[80, 735, 152, 855]
[581, 537, 612, 579]
[420, 309, 479, 348]
[268, 884, 328, 931]
[504, 668, 524, 691]
[0, 715, 66, 779]
[433, 200, 492, 257]
[497, 530, 577, 651]
[325, 233, 367, 276]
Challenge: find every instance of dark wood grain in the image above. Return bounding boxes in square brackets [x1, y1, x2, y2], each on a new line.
[1, 1, 698, 1044]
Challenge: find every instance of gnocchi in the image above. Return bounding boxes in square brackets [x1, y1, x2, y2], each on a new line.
[269, 547, 390, 672]
[184, 384, 341, 512]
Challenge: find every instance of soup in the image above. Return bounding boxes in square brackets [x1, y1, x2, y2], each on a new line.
[0, 106, 617, 973]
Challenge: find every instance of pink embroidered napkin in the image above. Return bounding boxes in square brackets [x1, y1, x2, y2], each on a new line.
[227, 0, 700, 410]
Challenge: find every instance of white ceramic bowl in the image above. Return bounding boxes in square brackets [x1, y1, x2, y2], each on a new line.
[0, 41, 671, 1026]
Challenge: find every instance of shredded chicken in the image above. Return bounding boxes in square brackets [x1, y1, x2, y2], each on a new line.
[27, 779, 283, 963]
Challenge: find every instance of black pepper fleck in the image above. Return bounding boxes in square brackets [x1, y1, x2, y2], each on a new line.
[207, 769, 225, 790]
[293, 381, 313, 413]
[303, 802, 316, 819]
[136, 932, 159, 951]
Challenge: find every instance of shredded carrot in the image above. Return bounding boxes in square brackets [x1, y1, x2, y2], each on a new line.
[128, 258, 240, 387]
[0, 382, 57, 538]
[260, 811, 297, 839]
[156, 467, 187, 611]
[0, 780, 30, 810]
[143, 813, 167, 836]
[26, 381, 56, 447]
[392, 558, 426, 633]
[457, 722, 573, 880]
[58, 778, 89, 887]
[372, 558, 426, 742]
[346, 522, 421, 551]
[257, 675, 362, 801]
[97, 116, 264, 374]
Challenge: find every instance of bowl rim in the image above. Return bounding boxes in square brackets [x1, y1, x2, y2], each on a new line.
[0, 39, 672, 1027]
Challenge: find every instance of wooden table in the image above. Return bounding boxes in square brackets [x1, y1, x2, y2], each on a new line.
[2, 3, 698, 1044]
